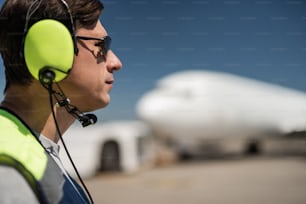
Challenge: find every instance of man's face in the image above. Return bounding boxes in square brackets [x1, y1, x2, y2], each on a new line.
[60, 20, 122, 112]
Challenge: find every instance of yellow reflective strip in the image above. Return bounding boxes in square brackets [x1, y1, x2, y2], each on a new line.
[0, 110, 48, 180]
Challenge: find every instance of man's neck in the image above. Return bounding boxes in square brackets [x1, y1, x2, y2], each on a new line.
[41, 107, 75, 142]
[1, 83, 75, 143]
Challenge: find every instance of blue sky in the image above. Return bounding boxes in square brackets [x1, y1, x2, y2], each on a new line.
[1, 0, 306, 121]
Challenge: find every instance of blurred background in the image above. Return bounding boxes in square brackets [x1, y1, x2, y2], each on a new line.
[1, 0, 306, 204]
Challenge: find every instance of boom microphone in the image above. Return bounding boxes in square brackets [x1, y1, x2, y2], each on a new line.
[55, 95, 97, 127]
[79, 113, 97, 127]
[39, 70, 98, 128]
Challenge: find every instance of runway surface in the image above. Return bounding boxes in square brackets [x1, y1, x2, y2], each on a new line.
[85, 155, 306, 204]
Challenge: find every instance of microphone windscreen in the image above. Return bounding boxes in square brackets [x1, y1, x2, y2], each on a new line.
[87, 114, 97, 124]
[80, 113, 98, 127]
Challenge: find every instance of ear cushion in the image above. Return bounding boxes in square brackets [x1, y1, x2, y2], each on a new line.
[24, 19, 74, 82]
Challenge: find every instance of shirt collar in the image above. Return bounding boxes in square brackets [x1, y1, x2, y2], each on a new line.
[39, 134, 61, 155]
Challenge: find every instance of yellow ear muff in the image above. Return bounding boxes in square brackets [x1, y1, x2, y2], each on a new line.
[24, 19, 74, 82]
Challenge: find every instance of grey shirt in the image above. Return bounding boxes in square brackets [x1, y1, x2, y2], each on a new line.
[0, 166, 39, 204]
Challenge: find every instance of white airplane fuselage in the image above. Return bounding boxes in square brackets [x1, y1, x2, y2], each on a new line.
[136, 70, 306, 154]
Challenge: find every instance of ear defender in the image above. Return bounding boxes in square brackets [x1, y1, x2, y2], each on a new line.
[24, 19, 74, 83]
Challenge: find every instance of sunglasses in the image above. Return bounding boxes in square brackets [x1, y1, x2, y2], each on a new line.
[76, 35, 112, 56]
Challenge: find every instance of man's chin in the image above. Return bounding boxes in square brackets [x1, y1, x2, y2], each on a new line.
[77, 95, 110, 112]
[89, 99, 111, 112]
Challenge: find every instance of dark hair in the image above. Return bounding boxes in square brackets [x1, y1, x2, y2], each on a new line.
[0, 0, 104, 91]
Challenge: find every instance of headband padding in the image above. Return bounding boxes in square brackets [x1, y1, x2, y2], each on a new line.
[24, 19, 74, 82]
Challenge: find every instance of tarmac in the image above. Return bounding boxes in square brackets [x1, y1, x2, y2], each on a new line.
[85, 155, 306, 204]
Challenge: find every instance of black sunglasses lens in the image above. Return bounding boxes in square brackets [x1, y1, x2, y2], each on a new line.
[77, 35, 112, 55]
[103, 36, 111, 55]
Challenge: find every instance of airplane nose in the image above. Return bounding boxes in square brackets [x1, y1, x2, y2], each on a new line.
[136, 93, 163, 120]
[136, 91, 178, 121]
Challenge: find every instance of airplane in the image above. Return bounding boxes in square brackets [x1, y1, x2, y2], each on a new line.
[136, 70, 306, 157]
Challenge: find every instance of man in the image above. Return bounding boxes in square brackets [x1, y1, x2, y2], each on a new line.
[0, 0, 122, 203]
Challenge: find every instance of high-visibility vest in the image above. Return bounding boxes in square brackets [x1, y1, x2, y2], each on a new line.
[0, 108, 65, 203]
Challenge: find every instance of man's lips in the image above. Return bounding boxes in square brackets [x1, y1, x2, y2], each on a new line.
[105, 79, 114, 84]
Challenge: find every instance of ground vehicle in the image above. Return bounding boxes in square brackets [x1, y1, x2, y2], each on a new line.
[59, 120, 153, 178]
